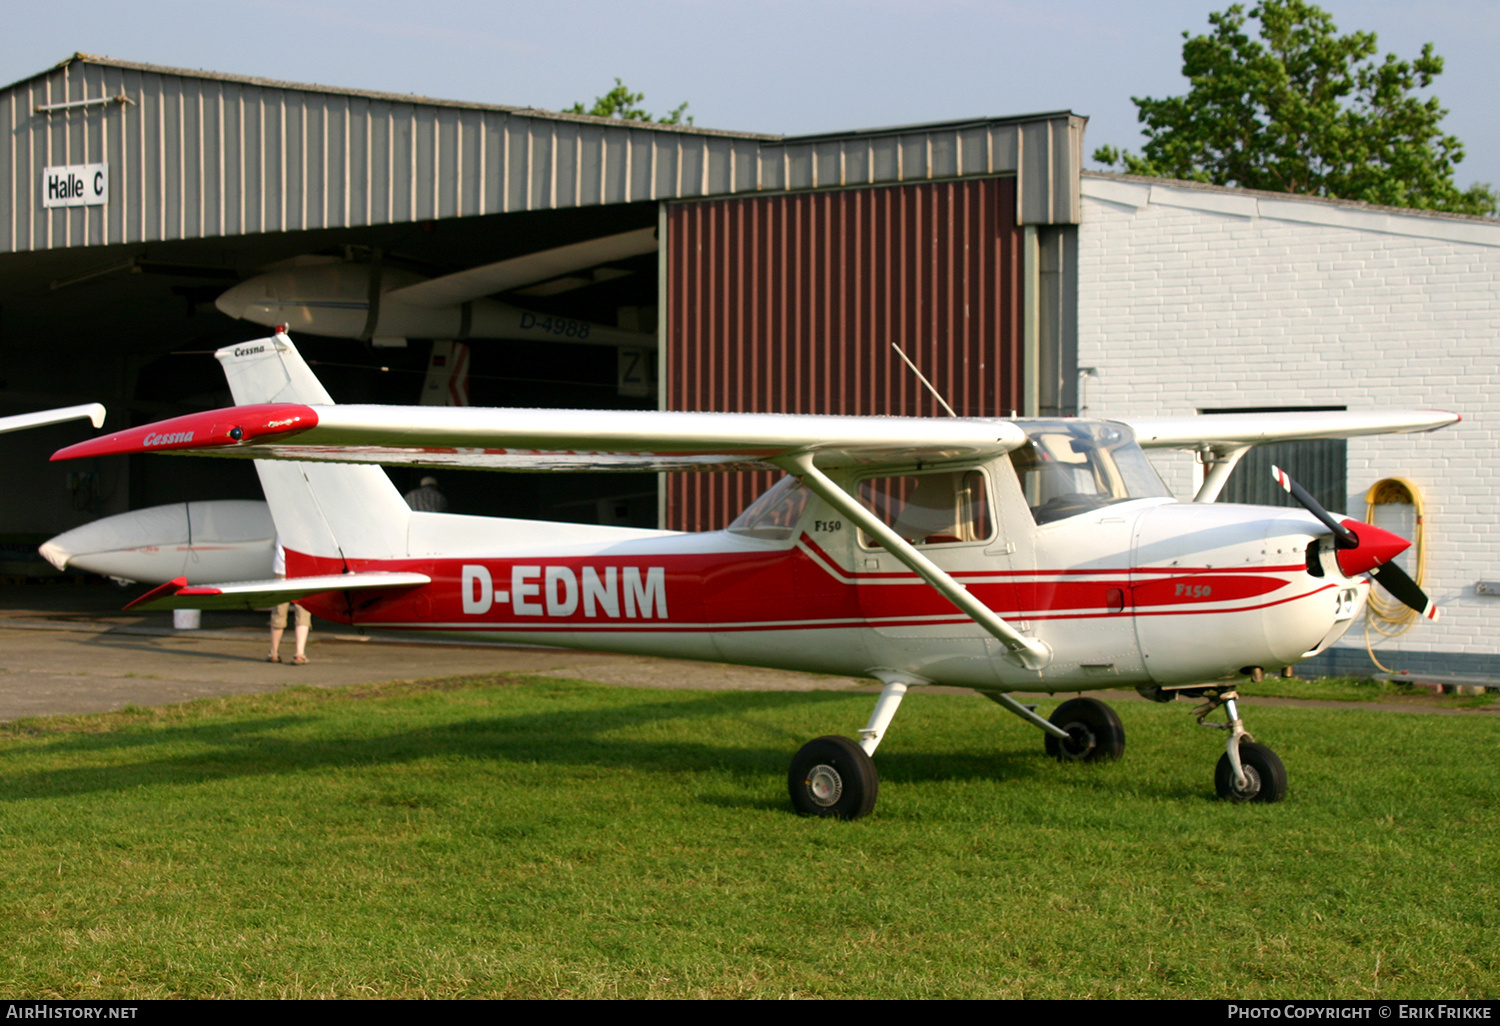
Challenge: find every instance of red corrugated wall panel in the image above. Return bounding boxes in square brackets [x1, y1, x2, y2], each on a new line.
[666, 176, 1023, 531]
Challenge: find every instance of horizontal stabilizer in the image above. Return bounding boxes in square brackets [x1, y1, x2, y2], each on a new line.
[124, 571, 431, 611]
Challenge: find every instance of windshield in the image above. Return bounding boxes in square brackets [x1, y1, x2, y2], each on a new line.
[726, 476, 810, 540]
[1008, 421, 1170, 524]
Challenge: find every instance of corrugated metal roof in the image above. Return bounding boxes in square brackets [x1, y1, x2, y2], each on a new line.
[1, 54, 1085, 254]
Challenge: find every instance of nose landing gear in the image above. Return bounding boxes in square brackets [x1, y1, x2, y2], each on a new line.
[1191, 688, 1288, 803]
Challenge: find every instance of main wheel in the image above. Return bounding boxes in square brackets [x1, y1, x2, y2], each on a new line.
[1215, 740, 1287, 803]
[1043, 697, 1126, 762]
[788, 735, 878, 820]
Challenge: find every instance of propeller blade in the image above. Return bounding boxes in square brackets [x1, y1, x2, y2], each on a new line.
[1369, 561, 1439, 620]
[1271, 465, 1357, 547]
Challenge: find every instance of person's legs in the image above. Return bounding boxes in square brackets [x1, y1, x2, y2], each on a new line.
[290, 604, 311, 664]
[269, 603, 289, 661]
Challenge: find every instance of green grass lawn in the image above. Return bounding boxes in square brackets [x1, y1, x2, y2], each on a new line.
[0, 675, 1495, 999]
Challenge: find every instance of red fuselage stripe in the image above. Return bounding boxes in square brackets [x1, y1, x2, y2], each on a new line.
[283, 532, 1319, 633]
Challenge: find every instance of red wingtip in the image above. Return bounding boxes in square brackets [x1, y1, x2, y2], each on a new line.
[52, 403, 319, 461]
[124, 576, 189, 611]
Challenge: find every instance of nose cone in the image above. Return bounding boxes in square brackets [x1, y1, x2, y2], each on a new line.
[216, 276, 268, 321]
[38, 506, 190, 584]
[37, 518, 137, 577]
[37, 537, 74, 572]
[1334, 518, 1412, 577]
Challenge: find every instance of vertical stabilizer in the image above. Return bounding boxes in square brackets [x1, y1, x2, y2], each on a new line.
[215, 333, 411, 565]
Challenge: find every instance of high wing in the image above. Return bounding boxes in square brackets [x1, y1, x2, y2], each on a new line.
[0, 402, 105, 436]
[52, 402, 1032, 473]
[384, 227, 658, 309]
[1124, 409, 1460, 504]
[1127, 410, 1459, 449]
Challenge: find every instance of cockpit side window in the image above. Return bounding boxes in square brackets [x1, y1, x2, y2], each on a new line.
[857, 469, 992, 547]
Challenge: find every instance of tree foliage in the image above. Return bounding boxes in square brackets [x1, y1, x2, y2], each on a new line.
[1093, 0, 1496, 216]
[566, 78, 692, 126]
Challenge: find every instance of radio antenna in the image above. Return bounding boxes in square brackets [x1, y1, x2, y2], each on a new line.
[891, 343, 957, 417]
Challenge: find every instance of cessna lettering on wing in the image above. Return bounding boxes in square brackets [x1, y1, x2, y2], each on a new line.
[461, 564, 667, 618]
[142, 431, 195, 447]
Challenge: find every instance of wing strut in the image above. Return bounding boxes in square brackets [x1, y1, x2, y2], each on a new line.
[784, 454, 1052, 670]
[1194, 445, 1250, 503]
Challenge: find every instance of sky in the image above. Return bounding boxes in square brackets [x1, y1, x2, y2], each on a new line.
[3, 0, 1497, 197]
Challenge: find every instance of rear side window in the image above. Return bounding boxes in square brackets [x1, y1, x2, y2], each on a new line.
[857, 470, 992, 547]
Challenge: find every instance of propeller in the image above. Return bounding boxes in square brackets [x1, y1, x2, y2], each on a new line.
[1271, 465, 1438, 620]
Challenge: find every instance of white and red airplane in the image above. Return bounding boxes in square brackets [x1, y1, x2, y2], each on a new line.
[52, 333, 1455, 819]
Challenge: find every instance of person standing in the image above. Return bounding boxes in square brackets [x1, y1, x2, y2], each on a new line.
[268, 538, 310, 665]
[404, 475, 448, 512]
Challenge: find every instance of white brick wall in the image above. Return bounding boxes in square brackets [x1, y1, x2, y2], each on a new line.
[1078, 175, 1500, 665]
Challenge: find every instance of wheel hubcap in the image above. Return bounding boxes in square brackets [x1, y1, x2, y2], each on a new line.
[1060, 722, 1096, 760]
[1233, 764, 1262, 798]
[806, 764, 843, 807]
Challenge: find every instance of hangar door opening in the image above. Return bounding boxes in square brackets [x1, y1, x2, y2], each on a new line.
[665, 176, 1025, 532]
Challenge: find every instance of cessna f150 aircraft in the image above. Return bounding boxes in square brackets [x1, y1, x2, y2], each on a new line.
[53, 334, 1456, 819]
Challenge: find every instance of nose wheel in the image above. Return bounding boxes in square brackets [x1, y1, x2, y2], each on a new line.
[1215, 740, 1287, 803]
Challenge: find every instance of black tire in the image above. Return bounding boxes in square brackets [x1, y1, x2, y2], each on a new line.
[788, 735, 879, 820]
[1043, 697, 1126, 762]
[1215, 740, 1287, 803]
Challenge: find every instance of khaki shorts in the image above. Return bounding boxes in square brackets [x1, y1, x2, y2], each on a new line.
[270, 602, 311, 629]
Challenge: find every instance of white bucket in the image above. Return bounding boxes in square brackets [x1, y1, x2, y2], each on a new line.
[173, 608, 201, 630]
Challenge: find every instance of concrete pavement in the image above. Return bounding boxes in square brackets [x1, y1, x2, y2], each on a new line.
[0, 582, 874, 722]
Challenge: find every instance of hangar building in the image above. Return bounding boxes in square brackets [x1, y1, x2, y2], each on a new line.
[0, 53, 1081, 541]
[0, 53, 1493, 678]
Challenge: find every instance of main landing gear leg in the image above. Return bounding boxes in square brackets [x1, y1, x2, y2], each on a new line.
[1193, 689, 1287, 803]
[984, 692, 1126, 762]
[788, 673, 920, 820]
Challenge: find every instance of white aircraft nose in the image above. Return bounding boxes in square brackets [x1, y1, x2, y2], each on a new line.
[216, 277, 266, 321]
[38, 517, 151, 579]
[38, 517, 123, 574]
[37, 538, 73, 572]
